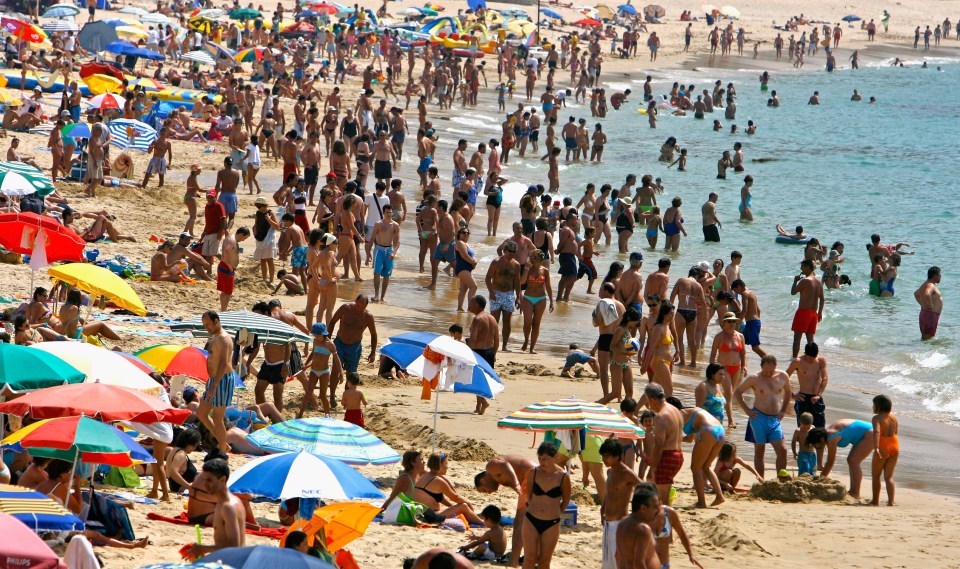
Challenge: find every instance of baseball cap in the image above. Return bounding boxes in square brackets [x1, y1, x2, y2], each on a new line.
[179, 232, 193, 239]
[206, 189, 217, 198]
[311, 322, 329, 336]
[698, 261, 711, 273]
[629, 252, 644, 264]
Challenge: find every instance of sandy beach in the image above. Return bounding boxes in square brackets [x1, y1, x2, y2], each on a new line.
[2, 0, 960, 567]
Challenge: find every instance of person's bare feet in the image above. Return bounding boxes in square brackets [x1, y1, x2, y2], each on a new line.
[478, 399, 490, 415]
[146, 491, 158, 499]
[529, 349, 538, 354]
[710, 496, 725, 507]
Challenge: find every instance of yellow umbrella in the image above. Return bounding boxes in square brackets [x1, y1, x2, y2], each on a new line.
[116, 25, 149, 39]
[283, 502, 380, 552]
[48, 264, 146, 316]
[506, 19, 535, 35]
[0, 88, 22, 106]
[82, 74, 124, 95]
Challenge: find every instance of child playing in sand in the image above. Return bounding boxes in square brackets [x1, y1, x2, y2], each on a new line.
[637, 410, 657, 479]
[792, 412, 818, 476]
[871, 394, 899, 506]
[272, 269, 304, 295]
[714, 442, 762, 492]
[340, 372, 367, 428]
[561, 343, 600, 378]
[459, 505, 507, 561]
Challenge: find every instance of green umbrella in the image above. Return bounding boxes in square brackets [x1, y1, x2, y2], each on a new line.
[0, 343, 86, 393]
[0, 162, 55, 197]
[230, 8, 262, 20]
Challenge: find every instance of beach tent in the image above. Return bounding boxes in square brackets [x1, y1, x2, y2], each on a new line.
[0, 511, 67, 568]
[595, 4, 616, 20]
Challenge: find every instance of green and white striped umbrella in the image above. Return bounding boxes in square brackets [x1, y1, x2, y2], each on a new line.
[0, 162, 55, 197]
[170, 310, 311, 345]
[498, 397, 645, 438]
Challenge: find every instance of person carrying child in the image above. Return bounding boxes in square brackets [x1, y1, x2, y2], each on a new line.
[792, 412, 818, 476]
[714, 442, 762, 493]
[341, 372, 368, 428]
[560, 343, 600, 378]
[458, 505, 507, 561]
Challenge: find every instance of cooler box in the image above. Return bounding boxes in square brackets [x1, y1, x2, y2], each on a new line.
[560, 502, 577, 527]
[70, 162, 87, 181]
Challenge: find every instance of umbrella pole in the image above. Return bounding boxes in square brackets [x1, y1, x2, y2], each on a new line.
[431, 383, 439, 454]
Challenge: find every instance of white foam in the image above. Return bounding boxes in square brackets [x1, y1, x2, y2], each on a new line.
[823, 336, 843, 347]
[913, 351, 951, 369]
[878, 374, 923, 396]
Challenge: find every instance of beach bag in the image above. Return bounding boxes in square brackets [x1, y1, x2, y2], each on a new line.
[381, 493, 424, 526]
[87, 488, 136, 540]
[103, 466, 141, 488]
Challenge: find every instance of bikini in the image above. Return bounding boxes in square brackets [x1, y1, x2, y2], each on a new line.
[311, 345, 331, 376]
[524, 272, 547, 305]
[683, 409, 725, 442]
[416, 476, 445, 504]
[718, 335, 743, 379]
[612, 329, 633, 370]
[524, 468, 566, 535]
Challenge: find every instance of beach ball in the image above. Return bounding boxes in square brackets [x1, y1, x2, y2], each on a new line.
[623, 338, 640, 355]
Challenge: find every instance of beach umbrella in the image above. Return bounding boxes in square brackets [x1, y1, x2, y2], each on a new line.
[308, 3, 339, 15]
[201, 547, 334, 569]
[230, 8, 262, 20]
[140, 13, 173, 25]
[292, 502, 380, 553]
[127, 47, 166, 61]
[233, 47, 264, 62]
[3, 415, 155, 467]
[134, 344, 209, 380]
[248, 417, 400, 465]
[79, 61, 124, 81]
[78, 20, 118, 52]
[31, 343, 161, 393]
[417, 6, 439, 16]
[643, 4, 665, 18]
[82, 73, 124, 95]
[0, 510, 66, 568]
[0, 484, 84, 532]
[0, 88, 22, 107]
[128, 77, 164, 90]
[106, 118, 158, 152]
[42, 19, 79, 33]
[541, 8, 562, 20]
[0, 211, 85, 263]
[118, 6, 149, 16]
[0, 382, 190, 424]
[619, 4, 638, 15]
[841, 15, 862, 22]
[1, 18, 47, 43]
[43, 2, 81, 17]
[197, 8, 226, 19]
[202, 40, 238, 68]
[573, 18, 601, 26]
[181, 50, 216, 66]
[228, 450, 385, 501]
[104, 39, 135, 54]
[188, 16, 215, 34]
[498, 397, 645, 438]
[88, 93, 126, 110]
[719, 5, 739, 18]
[116, 25, 149, 40]
[139, 565, 234, 569]
[0, 171, 41, 197]
[0, 162, 54, 196]
[170, 310, 311, 344]
[47, 263, 147, 315]
[467, 0, 486, 11]
[0, 343, 85, 394]
[116, 351, 156, 375]
[381, 331, 504, 400]
[398, 7, 424, 17]
[61, 122, 92, 139]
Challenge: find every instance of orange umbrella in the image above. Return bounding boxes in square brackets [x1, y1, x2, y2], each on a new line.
[282, 502, 380, 552]
[1, 17, 47, 43]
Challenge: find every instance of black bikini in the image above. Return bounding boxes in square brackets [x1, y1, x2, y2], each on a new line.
[416, 476, 445, 504]
[525, 468, 565, 535]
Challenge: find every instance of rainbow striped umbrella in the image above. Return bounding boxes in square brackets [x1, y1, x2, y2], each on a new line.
[134, 344, 209, 380]
[233, 47, 264, 62]
[498, 397, 645, 438]
[0, 484, 84, 531]
[3, 415, 155, 466]
[248, 417, 400, 465]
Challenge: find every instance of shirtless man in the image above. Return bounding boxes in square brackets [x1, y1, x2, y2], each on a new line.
[561, 115, 578, 161]
[595, 283, 626, 401]
[787, 342, 828, 467]
[701, 193, 722, 242]
[734, 354, 791, 477]
[497, 222, 535, 279]
[643, 258, 671, 306]
[485, 241, 522, 351]
[372, 130, 393, 187]
[466, 295, 497, 415]
[615, 252, 645, 315]
[215, 157, 241, 230]
[644, 383, 684, 507]
[451, 138, 469, 196]
[669, 267, 705, 366]
[150, 241, 187, 282]
[601, 439, 641, 569]
[370, 204, 400, 302]
[416, 129, 436, 187]
[867, 233, 913, 263]
[279, 213, 308, 291]
[474, 455, 536, 568]
[428, 200, 456, 289]
[731, 278, 765, 358]
[468, 143, 486, 213]
[790, 259, 824, 358]
[228, 120, 250, 189]
[301, 132, 322, 205]
[615, 484, 661, 569]
[196, 311, 238, 454]
[328, 296, 378, 404]
[217, 227, 250, 311]
[412, 549, 473, 569]
[171, 232, 212, 281]
[724, 250, 742, 291]
[187, 459, 245, 557]
[555, 214, 580, 302]
[914, 266, 942, 340]
[281, 131, 300, 183]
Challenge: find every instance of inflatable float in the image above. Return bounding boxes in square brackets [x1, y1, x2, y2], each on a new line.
[429, 24, 498, 54]
[775, 235, 814, 245]
[2, 70, 92, 96]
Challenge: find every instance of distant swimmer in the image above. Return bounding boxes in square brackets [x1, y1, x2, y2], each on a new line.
[777, 224, 807, 240]
[751, 157, 776, 163]
[914, 266, 942, 340]
[807, 91, 820, 105]
[851, 90, 862, 101]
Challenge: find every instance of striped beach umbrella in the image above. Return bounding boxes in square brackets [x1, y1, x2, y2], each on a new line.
[233, 47, 264, 62]
[118, 6, 149, 16]
[0, 171, 41, 197]
[3, 415, 156, 466]
[182, 49, 216, 66]
[106, 118, 158, 153]
[42, 19, 79, 33]
[228, 450, 385, 500]
[248, 417, 400, 465]
[498, 397, 645, 438]
[134, 344, 209, 380]
[0, 484, 84, 531]
[61, 121, 92, 139]
[89, 93, 126, 110]
[0, 162, 54, 196]
[43, 3, 81, 17]
[31, 343, 160, 394]
[0, 343, 85, 393]
[170, 310, 311, 345]
[202, 40, 238, 68]
[0, 382, 189, 424]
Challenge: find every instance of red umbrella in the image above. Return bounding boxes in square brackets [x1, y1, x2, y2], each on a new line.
[79, 61, 125, 82]
[0, 382, 191, 424]
[573, 18, 602, 26]
[0, 511, 66, 569]
[309, 2, 339, 14]
[1, 18, 46, 43]
[0, 212, 85, 263]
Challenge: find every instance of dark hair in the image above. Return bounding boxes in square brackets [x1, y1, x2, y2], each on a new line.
[401, 450, 422, 472]
[805, 427, 829, 446]
[429, 552, 456, 569]
[174, 428, 202, 450]
[801, 259, 815, 271]
[427, 453, 446, 471]
[928, 266, 941, 279]
[873, 394, 892, 413]
[718, 441, 736, 462]
[599, 438, 623, 459]
[804, 343, 819, 357]
[658, 257, 671, 269]
[480, 504, 502, 523]
[631, 484, 659, 512]
[448, 323, 463, 334]
[66, 289, 82, 306]
[536, 441, 559, 457]
[620, 398, 638, 414]
[620, 306, 641, 326]
[45, 459, 74, 480]
[705, 363, 724, 383]
[472, 295, 487, 311]
[281, 212, 295, 222]
[603, 262, 624, 284]
[285, 530, 308, 549]
[760, 354, 777, 366]
[655, 300, 674, 325]
[666, 396, 684, 410]
[202, 310, 220, 322]
[32, 287, 47, 301]
[203, 458, 230, 480]
[730, 279, 745, 290]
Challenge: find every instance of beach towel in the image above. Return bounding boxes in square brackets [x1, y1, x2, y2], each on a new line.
[596, 299, 620, 326]
[146, 512, 287, 540]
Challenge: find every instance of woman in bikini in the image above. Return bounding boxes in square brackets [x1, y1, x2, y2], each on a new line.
[454, 227, 478, 312]
[329, 139, 351, 191]
[601, 306, 641, 404]
[304, 229, 324, 333]
[521, 250, 554, 354]
[301, 322, 341, 417]
[642, 300, 678, 397]
[414, 454, 485, 525]
[336, 195, 363, 282]
[671, 398, 726, 508]
[322, 108, 339, 155]
[164, 429, 201, 496]
[576, 183, 597, 233]
[55, 289, 122, 343]
[381, 450, 425, 520]
[521, 442, 571, 569]
[317, 234, 340, 326]
[593, 184, 612, 246]
[709, 311, 747, 409]
[697, 363, 734, 430]
[183, 164, 201, 236]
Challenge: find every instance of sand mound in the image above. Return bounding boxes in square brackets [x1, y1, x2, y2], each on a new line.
[569, 485, 601, 506]
[749, 475, 849, 503]
[504, 362, 553, 377]
[698, 512, 770, 555]
[364, 406, 497, 462]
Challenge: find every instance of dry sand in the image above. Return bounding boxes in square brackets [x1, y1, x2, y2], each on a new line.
[3, 0, 960, 567]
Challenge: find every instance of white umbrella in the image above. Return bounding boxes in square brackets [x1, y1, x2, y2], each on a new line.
[398, 7, 423, 17]
[0, 171, 39, 196]
[42, 19, 79, 33]
[228, 451, 385, 501]
[198, 8, 226, 19]
[88, 93, 126, 110]
[118, 6, 149, 16]
[720, 5, 739, 18]
[140, 13, 173, 24]
[181, 50, 216, 66]
[30, 343, 162, 395]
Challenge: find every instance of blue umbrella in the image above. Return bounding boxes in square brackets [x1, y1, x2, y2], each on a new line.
[248, 417, 399, 465]
[201, 546, 335, 569]
[467, 0, 487, 11]
[104, 40, 136, 54]
[228, 450, 385, 501]
[0, 483, 85, 531]
[78, 21, 119, 52]
[43, 3, 81, 18]
[107, 119, 158, 152]
[841, 15, 861, 22]
[541, 7, 562, 20]
[381, 331, 505, 399]
[619, 4, 637, 15]
[127, 47, 165, 60]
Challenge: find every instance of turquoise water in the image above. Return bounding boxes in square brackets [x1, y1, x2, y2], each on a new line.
[444, 59, 959, 421]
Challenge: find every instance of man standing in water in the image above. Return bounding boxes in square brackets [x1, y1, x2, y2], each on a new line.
[475, 455, 536, 568]
[555, 213, 580, 302]
[644, 383, 684, 507]
[485, 241, 522, 351]
[734, 354, 791, 478]
[197, 311, 238, 455]
[701, 193, 722, 242]
[616, 252, 645, 315]
[790, 259, 824, 358]
[914, 266, 942, 340]
[731, 278, 765, 358]
[600, 439, 640, 569]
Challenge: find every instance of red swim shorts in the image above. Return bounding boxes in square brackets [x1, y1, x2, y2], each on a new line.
[216, 261, 235, 295]
[919, 308, 940, 337]
[282, 162, 298, 182]
[654, 450, 684, 485]
[791, 308, 819, 334]
[344, 408, 365, 428]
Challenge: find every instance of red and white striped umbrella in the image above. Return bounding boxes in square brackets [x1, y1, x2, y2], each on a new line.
[88, 93, 126, 110]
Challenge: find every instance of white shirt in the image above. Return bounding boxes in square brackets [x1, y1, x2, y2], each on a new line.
[246, 142, 261, 166]
[216, 115, 234, 131]
[147, 29, 158, 45]
[364, 192, 389, 227]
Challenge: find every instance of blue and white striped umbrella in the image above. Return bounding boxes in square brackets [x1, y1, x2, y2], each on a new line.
[228, 451, 385, 501]
[43, 3, 81, 17]
[106, 119, 158, 152]
[170, 310, 311, 345]
[42, 19, 79, 33]
[248, 417, 400, 465]
[181, 49, 216, 66]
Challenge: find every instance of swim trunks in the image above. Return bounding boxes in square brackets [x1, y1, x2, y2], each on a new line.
[417, 156, 433, 174]
[216, 261, 235, 295]
[344, 408, 365, 428]
[558, 252, 578, 276]
[218, 192, 238, 215]
[433, 241, 455, 263]
[741, 319, 761, 346]
[565, 136, 577, 150]
[291, 245, 308, 268]
[597, 333, 613, 352]
[203, 372, 238, 408]
[797, 450, 817, 476]
[577, 258, 597, 281]
[334, 337, 362, 372]
[490, 289, 517, 313]
[703, 224, 720, 242]
[919, 308, 940, 337]
[475, 347, 496, 367]
[304, 165, 319, 185]
[654, 449, 684, 485]
[791, 308, 819, 335]
[794, 393, 826, 428]
[374, 245, 394, 278]
[257, 361, 286, 385]
[146, 157, 168, 175]
[202, 233, 222, 257]
[746, 408, 783, 444]
[374, 159, 392, 180]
